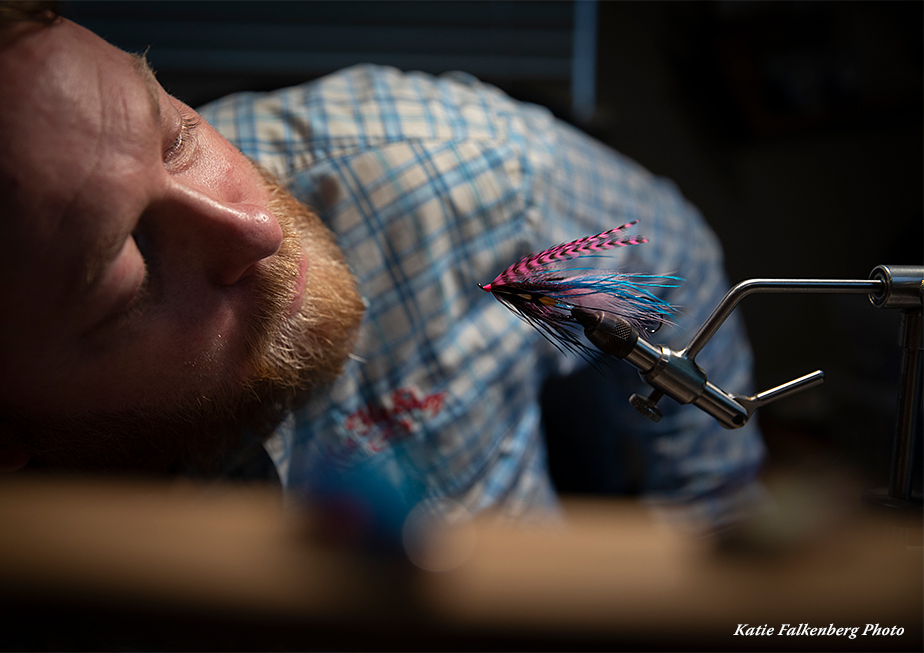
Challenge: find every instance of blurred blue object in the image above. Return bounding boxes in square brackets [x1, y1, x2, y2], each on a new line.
[304, 453, 425, 557]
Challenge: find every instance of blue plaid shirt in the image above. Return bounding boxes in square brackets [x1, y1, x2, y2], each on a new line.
[199, 65, 764, 525]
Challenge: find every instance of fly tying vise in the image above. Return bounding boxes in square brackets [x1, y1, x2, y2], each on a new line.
[478, 221, 682, 363]
[481, 223, 922, 446]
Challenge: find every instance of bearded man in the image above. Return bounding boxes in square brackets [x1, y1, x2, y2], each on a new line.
[0, 10, 363, 474]
[0, 8, 765, 525]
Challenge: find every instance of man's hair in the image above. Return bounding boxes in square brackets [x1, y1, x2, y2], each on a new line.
[0, 1, 59, 27]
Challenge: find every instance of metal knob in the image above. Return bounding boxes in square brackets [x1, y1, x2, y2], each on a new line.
[629, 390, 663, 422]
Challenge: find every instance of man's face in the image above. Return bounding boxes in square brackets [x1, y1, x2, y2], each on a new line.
[0, 19, 364, 471]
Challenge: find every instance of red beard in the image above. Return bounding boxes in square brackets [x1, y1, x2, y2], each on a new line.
[5, 165, 364, 475]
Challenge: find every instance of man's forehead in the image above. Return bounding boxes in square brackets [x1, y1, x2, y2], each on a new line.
[0, 18, 159, 109]
[0, 19, 156, 142]
[0, 20, 162, 277]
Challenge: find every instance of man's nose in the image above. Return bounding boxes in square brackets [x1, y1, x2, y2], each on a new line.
[160, 181, 283, 285]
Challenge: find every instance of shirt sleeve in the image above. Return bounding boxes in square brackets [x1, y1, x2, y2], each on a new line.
[198, 64, 765, 526]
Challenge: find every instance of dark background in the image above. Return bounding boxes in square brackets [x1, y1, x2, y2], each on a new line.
[65, 0, 922, 493]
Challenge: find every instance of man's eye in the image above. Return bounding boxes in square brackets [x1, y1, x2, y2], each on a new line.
[164, 111, 201, 165]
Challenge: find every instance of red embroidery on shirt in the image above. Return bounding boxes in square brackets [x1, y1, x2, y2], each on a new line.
[344, 386, 446, 452]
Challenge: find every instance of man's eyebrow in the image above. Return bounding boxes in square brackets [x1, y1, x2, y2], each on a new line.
[130, 52, 161, 123]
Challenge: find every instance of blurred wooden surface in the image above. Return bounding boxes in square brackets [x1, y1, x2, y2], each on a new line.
[0, 474, 920, 651]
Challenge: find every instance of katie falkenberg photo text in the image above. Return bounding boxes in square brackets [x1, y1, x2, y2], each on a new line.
[734, 623, 905, 640]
